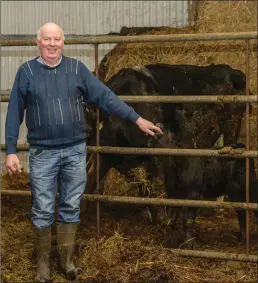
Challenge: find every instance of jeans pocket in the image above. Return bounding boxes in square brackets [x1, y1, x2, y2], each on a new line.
[75, 142, 86, 154]
[30, 148, 45, 157]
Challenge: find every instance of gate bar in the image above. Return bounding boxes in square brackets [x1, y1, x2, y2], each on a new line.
[1, 190, 258, 211]
[1, 144, 257, 158]
[94, 43, 101, 238]
[1, 94, 257, 103]
[0, 31, 256, 46]
[245, 39, 251, 253]
[166, 249, 257, 263]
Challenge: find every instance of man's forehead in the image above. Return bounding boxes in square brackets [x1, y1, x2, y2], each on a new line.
[40, 24, 63, 37]
[41, 27, 62, 35]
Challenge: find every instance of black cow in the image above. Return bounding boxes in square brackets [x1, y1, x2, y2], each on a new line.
[106, 63, 246, 147]
[84, 63, 248, 228]
[85, 94, 163, 223]
[156, 131, 258, 249]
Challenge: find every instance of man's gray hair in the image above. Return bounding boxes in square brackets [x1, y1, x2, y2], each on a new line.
[37, 24, 65, 40]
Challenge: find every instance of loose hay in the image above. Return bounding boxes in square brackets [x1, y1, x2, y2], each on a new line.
[1, 220, 34, 282]
[99, 1, 257, 93]
[103, 166, 165, 198]
[77, 228, 257, 282]
[2, 171, 30, 191]
[103, 168, 131, 196]
[2, 204, 257, 282]
[1, 173, 258, 282]
[78, 232, 181, 282]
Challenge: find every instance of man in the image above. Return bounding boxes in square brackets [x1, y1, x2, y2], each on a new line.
[4, 23, 162, 282]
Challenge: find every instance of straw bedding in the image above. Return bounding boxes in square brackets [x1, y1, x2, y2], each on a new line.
[1, 170, 258, 282]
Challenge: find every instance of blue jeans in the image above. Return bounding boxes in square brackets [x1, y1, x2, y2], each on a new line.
[29, 142, 87, 228]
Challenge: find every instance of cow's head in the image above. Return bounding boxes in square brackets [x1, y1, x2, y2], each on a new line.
[151, 126, 178, 149]
[105, 67, 164, 148]
[230, 69, 246, 92]
[208, 64, 246, 93]
[119, 102, 164, 148]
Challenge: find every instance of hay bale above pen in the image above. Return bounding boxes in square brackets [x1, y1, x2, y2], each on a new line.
[98, 1, 257, 93]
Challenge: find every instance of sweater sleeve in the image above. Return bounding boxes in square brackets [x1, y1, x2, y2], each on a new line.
[79, 62, 140, 123]
[5, 66, 29, 154]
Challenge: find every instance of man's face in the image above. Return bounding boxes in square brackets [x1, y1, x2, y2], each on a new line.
[37, 25, 64, 65]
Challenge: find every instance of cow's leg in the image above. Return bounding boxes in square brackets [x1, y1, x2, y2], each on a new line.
[164, 205, 182, 248]
[167, 206, 182, 227]
[136, 182, 159, 224]
[235, 210, 246, 243]
[165, 190, 181, 229]
[144, 206, 160, 224]
[162, 160, 181, 247]
[180, 189, 203, 250]
[237, 210, 258, 244]
[165, 182, 181, 229]
[147, 159, 161, 225]
[255, 211, 258, 238]
[226, 181, 247, 243]
[182, 207, 199, 249]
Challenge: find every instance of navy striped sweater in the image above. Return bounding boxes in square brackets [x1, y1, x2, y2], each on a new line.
[5, 56, 140, 154]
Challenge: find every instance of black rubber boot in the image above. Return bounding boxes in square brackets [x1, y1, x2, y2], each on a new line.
[34, 227, 52, 283]
[56, 222, 82, 280]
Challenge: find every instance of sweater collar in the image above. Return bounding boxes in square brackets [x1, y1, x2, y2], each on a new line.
[37, 56, 63, 68]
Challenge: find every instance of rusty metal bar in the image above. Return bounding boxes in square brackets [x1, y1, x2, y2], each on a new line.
[1, 94, 258, 103]
[84, 194, 258, 210]
[1, 90, 11, 96]
[94, 43, 101, 238]
[1, 144, 257, 158]
[79, 147, 258, 158]
[0, 31, 256, 46]
[120, 95, 258, 103]
[166, 249, 258, 263]
[1, 190, 258, 211]
[245, 39, 250, 253]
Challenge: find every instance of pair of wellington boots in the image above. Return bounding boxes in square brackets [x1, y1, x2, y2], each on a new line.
[34, 222, 82, 282]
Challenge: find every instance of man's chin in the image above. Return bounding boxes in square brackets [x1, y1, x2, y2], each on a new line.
[47, 54, 58, 58]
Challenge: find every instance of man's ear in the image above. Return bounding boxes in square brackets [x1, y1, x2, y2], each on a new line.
[35, 39, 40, 47]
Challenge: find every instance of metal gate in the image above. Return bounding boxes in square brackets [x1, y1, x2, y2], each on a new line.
[1, 31, 257, 263]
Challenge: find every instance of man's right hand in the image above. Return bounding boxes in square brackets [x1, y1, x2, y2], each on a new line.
[5, 154, 22, 175]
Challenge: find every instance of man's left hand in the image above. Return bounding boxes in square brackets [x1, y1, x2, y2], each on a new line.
[135, 117, 164, 136]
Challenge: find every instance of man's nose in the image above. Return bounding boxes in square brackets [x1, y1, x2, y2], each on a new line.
[50, 39, 55, 45]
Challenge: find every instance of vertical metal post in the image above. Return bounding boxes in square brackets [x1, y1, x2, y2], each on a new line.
[245, 39, 250, 253]
[94, 44, 100, 237]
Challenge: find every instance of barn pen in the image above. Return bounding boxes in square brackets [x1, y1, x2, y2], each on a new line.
[1, 29, 257, 267]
